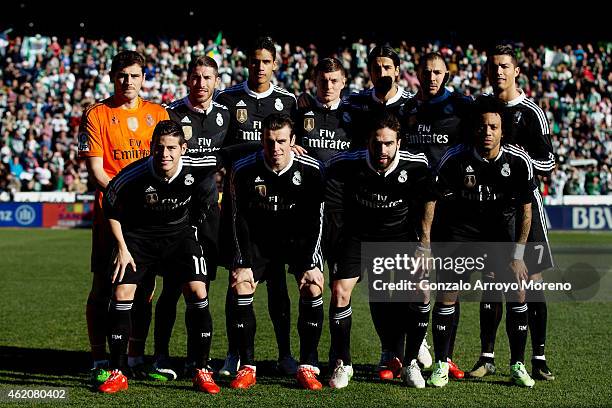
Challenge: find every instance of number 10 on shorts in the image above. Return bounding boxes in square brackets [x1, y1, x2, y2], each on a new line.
[192, 255, 207, 275]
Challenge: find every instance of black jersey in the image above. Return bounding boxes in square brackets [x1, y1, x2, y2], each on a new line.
[433, 143, 535, 241]
[104, 155, 217, 238]
[499, 91, 555, 176]
[230, 151, 324, 270]
[295, 94, 353, 162]
[401, 90, 473, 167]
[344, 86, 414, 149]
[165, 97, 230, 160]
[325, 149, 432, 240]
[214, 81, 297, 146]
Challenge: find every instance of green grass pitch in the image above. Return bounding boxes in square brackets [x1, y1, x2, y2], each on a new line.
[0, 229, 611, 407]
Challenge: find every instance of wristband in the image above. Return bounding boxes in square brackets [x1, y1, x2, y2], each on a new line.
[512, 243, 525, 260]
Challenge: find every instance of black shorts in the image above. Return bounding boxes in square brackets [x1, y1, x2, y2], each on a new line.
[192, 176, 221, 281]
[525, 188, 554, 274]
[433, 241, 512, 285]
[243, 237, 323, 284]
[333, 233, 417, 282]
[112, 228, 208, 286]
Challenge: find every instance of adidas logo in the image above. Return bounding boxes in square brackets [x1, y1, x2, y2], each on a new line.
[466, 165, 474, 172]
[181, 116, 191, 123]
[255, 176, 264, 183]
[145, 186, 156, 193]
[236, 100, 247, 107]
[305, 111, 314, 116]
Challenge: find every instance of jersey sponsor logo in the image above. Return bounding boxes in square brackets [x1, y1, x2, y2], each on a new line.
[146, 113, 154, 127]
[127, 116, 139, 131]
[216, 112, 224, 127]
[184, 173, 194, 185]
[237, 108, 248, 123]
[274, 98, 284, 111]
[78, 133, 89, 152]
[292, 170, 302, 186]
[255, 184, 267, 197]
[182, 125, 193, 140]
[398, 169, 408, 183]
[304, 117, 315, 132]
[501, 163, 511, 177]
[181, 115, 191, 123]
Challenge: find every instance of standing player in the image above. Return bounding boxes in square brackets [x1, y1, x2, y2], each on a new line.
[78, 50, 169, 385]
[325, 112, 435, 389]
[215, 36, 299, 377]
[345, 44, 431, 377]
[150, 56, 229, 380]
[469, 45, 555, 381]
[346, 44, 413, 150]
[401, 52, 473, 379]
[97, 120, 219, 394]
[429, 95, 536, 388]
[227, 114, 325, 390]
[295, 57, 352, 162]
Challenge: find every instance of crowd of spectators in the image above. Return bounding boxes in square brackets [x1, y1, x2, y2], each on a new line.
[0, 33, 610, 202]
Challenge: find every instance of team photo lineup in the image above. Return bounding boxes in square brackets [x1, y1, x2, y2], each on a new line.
[71, 35, 560, 394]
[2, 16, 611, 405]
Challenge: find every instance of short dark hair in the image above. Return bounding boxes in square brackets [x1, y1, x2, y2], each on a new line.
[188, 55, 219, 77]
[249, 36, 276, 60]
[367, 45, 400, 70]
[488, 44, 518, 67]
[315, 57, 346, 77]
[472, 95, 510, 138]
[152, 120, 185, 145]
[368, 111, 401, 139]
[110, 50, 145, 77]
[418, 52, 447, 71]
[263, 113, 294, 133]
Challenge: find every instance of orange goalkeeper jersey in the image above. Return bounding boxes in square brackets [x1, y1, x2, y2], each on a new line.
[78, 96, 169, 179]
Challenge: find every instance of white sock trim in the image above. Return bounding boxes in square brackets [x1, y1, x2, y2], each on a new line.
[481, 352, 495, 359]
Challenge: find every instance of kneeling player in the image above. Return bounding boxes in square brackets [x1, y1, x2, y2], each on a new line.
[428, 96, 536, 388]
[97, 121, 219, 394]
[228, 113, 325, 390]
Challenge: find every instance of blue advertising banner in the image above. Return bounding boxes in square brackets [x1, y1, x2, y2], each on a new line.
[545, 206, 612, 231]
[0, 203, 42, 227]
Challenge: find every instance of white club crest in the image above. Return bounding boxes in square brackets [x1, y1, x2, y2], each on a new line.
[274, 98, 284, 111]
[184, 173, 194, 185]
[501, 163, 511, 177]
[292, 170, 302, 185]
[398, 169, 408, 183]
[216, 112, 224, 127]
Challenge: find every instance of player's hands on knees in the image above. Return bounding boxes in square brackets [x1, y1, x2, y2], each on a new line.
[510, 259, 528, 285]
[291, 144, 308, 156]
[300, 267, 324, 292]
[231, 267, 255, 290]
[113, 245, 136, 283]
